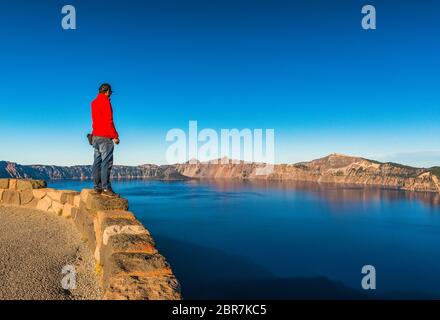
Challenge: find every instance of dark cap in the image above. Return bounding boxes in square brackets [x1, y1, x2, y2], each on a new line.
[99, 83, 113, 94]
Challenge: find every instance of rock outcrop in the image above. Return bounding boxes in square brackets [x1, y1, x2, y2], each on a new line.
[0, 178, 181, 300]
[1, 154, 440, 193]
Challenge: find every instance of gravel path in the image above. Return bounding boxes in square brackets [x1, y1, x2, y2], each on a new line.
[0, 206, 102, 300]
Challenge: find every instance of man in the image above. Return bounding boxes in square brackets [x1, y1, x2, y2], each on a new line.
[91, 83, 120, 197]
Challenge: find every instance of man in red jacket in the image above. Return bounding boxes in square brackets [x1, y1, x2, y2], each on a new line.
[91, 83, 120, 197]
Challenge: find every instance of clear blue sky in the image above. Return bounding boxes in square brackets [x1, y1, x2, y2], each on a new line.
[0, 0, 439, 167]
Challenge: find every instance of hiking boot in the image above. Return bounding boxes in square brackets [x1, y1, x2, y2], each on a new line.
[92, 187, 102, 195]
[102, 189, 119, 198]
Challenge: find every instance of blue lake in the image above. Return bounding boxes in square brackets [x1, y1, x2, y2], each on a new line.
[48, 179, 440, 299]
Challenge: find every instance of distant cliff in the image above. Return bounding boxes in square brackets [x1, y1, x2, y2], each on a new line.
[1, 154, 439, 193]
[174, 154, 440, 193]
[0, 161, 187, 181]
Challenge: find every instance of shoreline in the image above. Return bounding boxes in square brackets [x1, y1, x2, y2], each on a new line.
[47, 176, 440, 196]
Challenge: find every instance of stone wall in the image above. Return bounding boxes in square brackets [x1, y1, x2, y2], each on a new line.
[0, 178, 181, 300]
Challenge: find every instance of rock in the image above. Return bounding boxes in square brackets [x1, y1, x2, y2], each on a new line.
[74, 206, 98, 251]
[99, 218, 144, 241]
[80, 189, 93, 203]
[103, 252, 172, 285]
[61, 191, 79, 205]
[47, 190, 79, 204]
[32, 180, 47, 189]
[50, 201, 64, 215]
[99, 233, 157, 266]
[94, 211, 137, 244]
[20, 189, 34, 205]
[103, 274, 181, 300]
[17, 179, 47, 190]
[36, 196, 52, 212]
[0, 179, 9, 189]
[95, 217, 143, 257]
[96, 210, 137, 222]
[8, 179, 17, 190]
[86, 194, 129, 212]
[33, 188, 51, 200]
[62, 203, 79, 219]
[73, 195, 81, 207]
[47, 190, 63, 202]
[23, 198, 39, 209]
[102, 224, 147, 246]
[94, 210, 138, 261]
[2, 190, 21, 206]
[102, 252, 181, 300]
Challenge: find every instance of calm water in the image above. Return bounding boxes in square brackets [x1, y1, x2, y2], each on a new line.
[48, 179, 440, 299]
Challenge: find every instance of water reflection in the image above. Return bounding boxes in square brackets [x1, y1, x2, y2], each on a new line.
[198, 179, 440, 209]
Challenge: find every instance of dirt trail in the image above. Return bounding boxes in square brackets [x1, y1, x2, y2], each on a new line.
[0, 206, 102, 300]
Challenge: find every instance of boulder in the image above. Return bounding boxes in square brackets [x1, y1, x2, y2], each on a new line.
[99, 233, 157, 266]
[17, 180, 33, 191]
[94, 211, 136, 241]
[103, 273, 181, 300]
[62, 203, 79, 219]
[96, 210, 137, 222]
[102, 223, 147, 246]
[0, 179, 9, 189]
[8, 179, 17, 190]
[61, 191, 79, 205]
[47, 190, 63, 202]
[99, 218, 145, 245]
[94, 210, 139, 262]
[23, 198, 38, 209]
[2, 190, 20, 206]
[33, 188, 52, 200]
[94, 216, 146, 254]
[103, 252, 172, 285]
[80, 189, 94, 203]
[86, 194, 129, 212]
[20, 189, 34, 205]
[47, 190, 79, 204]
[74, 206, 98, 251]
[36, 196, 52, 212]
[50, 201, 64, 215]
[17, 179, 47, 190]
[73, 195, 81, 207]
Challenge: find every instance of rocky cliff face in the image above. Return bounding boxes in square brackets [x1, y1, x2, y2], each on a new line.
[0, 161, 187, 181]
[1, 154, 439, 193]
[173, 154, 440, 193]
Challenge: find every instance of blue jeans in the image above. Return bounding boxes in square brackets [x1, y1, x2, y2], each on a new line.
[92, 136, 114, 190]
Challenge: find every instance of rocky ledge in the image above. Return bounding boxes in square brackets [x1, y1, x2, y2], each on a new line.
[0, 178, 181, 300]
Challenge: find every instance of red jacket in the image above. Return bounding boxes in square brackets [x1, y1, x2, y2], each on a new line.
[91, 93, 119, 139]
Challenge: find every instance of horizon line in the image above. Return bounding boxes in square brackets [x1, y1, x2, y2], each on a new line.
[2, 153, 438, 170]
